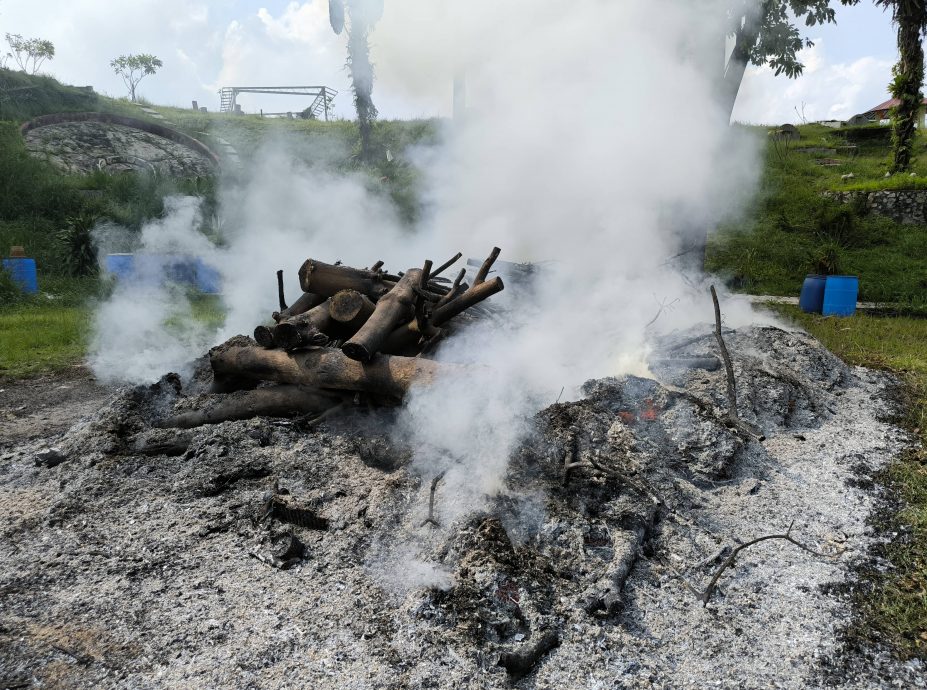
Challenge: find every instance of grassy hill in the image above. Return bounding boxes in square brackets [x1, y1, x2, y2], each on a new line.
[707, 123, 927, 310]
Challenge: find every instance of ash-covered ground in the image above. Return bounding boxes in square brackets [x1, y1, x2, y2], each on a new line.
[0, 325, 923, 689]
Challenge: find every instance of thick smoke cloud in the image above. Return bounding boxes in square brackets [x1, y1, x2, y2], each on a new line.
[89, 0, 762, 587]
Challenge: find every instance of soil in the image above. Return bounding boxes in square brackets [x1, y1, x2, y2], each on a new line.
[0, 368, 113, 449]
[0, 326, 923, 689]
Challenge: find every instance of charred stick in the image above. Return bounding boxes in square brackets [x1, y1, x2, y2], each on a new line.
[700, 521, 833, 606]
[434, 268, 466, 309]
[421, 259, 433, 285]
[430, 252, 462, 279]
[432, 277, 504, 326]
[276, 270, 288, 311]
[343, 269, 423, 362]
[420, 471, 446, 527]
[370, 260, 384, 272]
[475, 246, 501, 283]
[710, 285, 738, 418]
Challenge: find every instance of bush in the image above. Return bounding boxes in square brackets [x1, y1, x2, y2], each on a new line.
[834, 125, 893, 145]
[58, 210, 99, 276]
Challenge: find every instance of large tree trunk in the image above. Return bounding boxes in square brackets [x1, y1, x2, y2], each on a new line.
[890, 5, 926, 172]
[721, 11, 763, 122]
[210, 344, 451, 399]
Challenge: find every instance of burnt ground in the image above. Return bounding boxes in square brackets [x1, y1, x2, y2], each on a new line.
[0, 326, 925, 689]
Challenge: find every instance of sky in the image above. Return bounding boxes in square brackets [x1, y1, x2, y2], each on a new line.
[0, 1, 902, 124]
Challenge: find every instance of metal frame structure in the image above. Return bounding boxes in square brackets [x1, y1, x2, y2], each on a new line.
[218, 86, 337, 121]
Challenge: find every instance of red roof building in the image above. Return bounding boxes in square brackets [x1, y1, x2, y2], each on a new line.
[864, 97, 927, 121]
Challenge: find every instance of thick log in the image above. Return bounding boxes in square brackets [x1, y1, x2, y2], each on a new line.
[298, 259, 391, 299]
[274, 291, 325, 323]
[254, 325, 277, 348]
[158, 386, 342, 429]
[275, 300, 332, 350]
[329, 289, 376, 325]
[342, 269, 423, 362]
[210, 345, 449, 399]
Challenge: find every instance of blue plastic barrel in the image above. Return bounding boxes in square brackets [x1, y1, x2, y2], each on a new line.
[104, 253, 135, 281]
[1, 257, 38, 293]
[798, 274, 826, 314]
[822, 275, 859, 316]
[195, 259, 222, 293]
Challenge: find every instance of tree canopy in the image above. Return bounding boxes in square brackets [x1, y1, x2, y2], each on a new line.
[723, 1, 860, 117]
[5, 33, 55, 75]
[110, 54, 163, 103]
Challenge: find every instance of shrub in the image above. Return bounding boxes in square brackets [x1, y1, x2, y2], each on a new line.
[58, 210, 99, 276]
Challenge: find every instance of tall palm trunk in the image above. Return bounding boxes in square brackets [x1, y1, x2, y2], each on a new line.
[887, 1, 927, 172]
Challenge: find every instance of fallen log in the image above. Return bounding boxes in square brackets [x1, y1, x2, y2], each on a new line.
[342, 269, 423, 362]
[158, 385, 342, 429]
[210, 343, 450, 399]
[298, 259, 391, 300]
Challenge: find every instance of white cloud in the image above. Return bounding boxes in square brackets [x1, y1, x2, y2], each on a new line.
[733, 40, 893, 125]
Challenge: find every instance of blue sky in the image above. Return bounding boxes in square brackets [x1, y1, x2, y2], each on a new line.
[0, 1, 905, 123]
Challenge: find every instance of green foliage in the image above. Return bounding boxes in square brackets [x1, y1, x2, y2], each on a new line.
[0, 68, 98, 122]
[833, 125, 893, 144]
[5, 33, 55, 75]
[707, 124, 927, 303]
[58, 210, 100, 276]
[727, 1, 859, 77]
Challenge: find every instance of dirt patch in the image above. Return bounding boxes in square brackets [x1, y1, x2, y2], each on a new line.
[0, 326, 923, 688]
[0, 368, 114, 450]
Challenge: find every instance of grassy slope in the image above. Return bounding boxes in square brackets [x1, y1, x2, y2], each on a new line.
[707, 124, 927, 307]
[773, 305, 927, 659]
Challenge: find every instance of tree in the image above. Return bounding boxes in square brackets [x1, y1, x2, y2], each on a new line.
[110, 54, 162, 103]
[329, 0, 384, 161]
[5, 33, 54, 75]
[723, 1, 860, 119]
[876, 0, 927, 172]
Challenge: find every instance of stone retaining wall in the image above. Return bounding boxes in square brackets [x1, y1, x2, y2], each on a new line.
[824, 188, 927, 226]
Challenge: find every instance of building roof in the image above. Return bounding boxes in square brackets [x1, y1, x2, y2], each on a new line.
[866, 97, 927, 113]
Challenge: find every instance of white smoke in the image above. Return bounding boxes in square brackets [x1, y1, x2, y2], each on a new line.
[90, 196, 222, 384]
[89, 0, 764, 578]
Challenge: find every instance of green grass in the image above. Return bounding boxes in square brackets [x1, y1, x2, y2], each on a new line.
[707, 124, 927, 304]
[0, 304, 90, 377]
[772, 304, 927, 659]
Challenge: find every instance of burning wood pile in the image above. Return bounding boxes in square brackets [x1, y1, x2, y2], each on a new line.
[159, 248, 505, 429]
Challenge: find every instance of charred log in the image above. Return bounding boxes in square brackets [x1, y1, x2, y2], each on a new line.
[209, 343, 451, 399]
[343, 269, 423, 362]
[298, 259, 391, 300]
[158, 386, 342, 429]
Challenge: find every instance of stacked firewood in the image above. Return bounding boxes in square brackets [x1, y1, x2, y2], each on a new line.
[159, 248, 504, 428]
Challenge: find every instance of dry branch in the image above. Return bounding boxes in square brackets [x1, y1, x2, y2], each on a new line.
[329, 289, 376, 327]
[275, 301, 333, 350]
[274, 291, 325, 323]
[698, 521, 833, 606]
